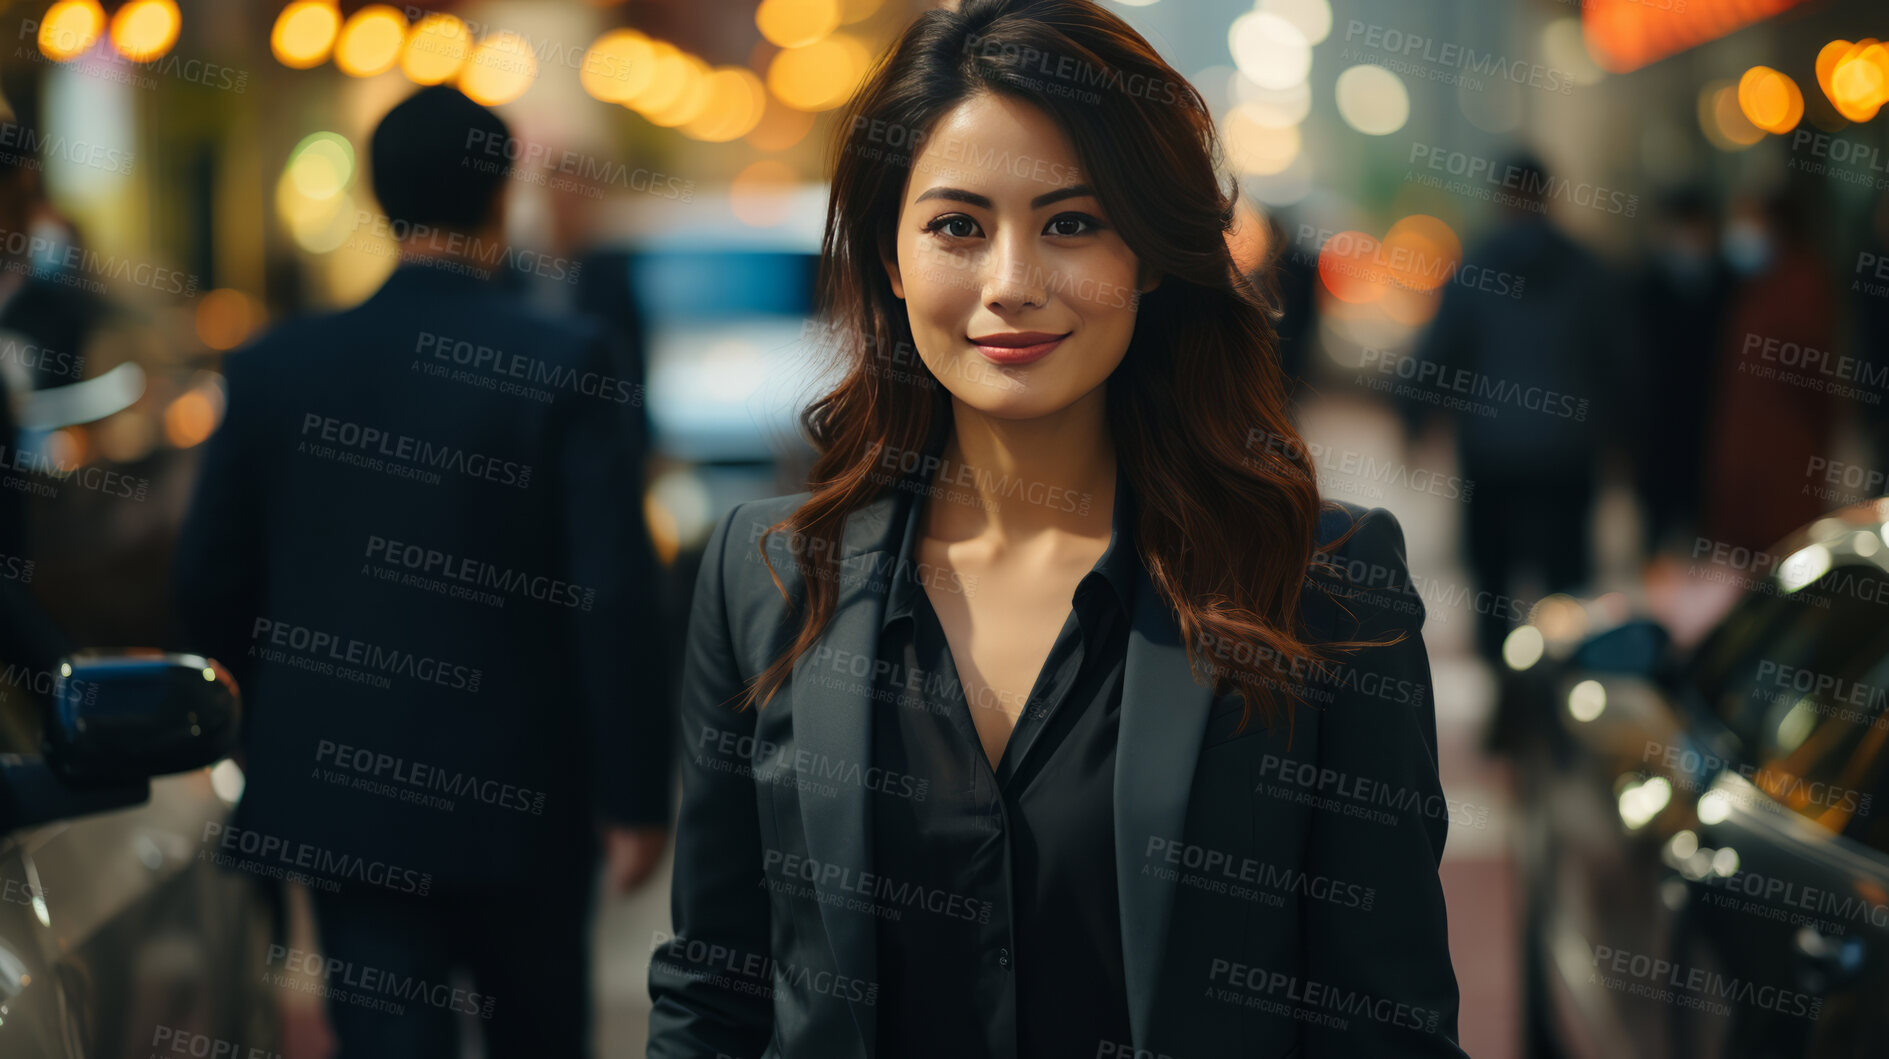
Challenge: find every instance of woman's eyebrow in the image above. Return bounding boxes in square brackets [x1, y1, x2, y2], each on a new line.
[912, 183, 1097, 209]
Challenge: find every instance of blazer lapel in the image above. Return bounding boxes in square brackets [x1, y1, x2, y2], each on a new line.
[1115, 563, 1215, 1051]
[789, 494, 902, 1059]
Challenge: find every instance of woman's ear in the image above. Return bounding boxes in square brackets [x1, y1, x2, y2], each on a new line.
[882, 247, 905, 300]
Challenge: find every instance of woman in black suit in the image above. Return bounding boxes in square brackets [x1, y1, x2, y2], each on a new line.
[648, 2, 1471, 1056]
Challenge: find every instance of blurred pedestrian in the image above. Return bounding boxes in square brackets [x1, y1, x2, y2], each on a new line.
[1631, 188, 1730, 556]
[1698, 190, 1837, 554]
[1411, 153, 1633, 665]
[172, 86, 674, 1058]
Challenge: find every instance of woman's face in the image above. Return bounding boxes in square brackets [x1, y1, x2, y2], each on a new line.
[883, 91, 1155, 421]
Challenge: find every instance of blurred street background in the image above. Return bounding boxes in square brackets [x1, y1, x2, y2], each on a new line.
[6, 0, 1889, 1056]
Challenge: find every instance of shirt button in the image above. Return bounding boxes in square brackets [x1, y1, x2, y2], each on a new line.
[997, 948, 1011, 969]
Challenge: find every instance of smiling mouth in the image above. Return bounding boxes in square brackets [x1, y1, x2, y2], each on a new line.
[969, 331, 1071, 365]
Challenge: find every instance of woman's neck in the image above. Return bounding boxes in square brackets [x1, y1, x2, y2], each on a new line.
[925, 385, 1118, 546]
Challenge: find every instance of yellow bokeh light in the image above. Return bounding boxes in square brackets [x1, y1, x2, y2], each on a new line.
[165, 389, 218, 448]
[628, 42, 691, 113]
[1816, 39, 1851, 107]
[109, 0, 180, 63]
[1736, 66, 1803, 135]
[1829, 40, 1889, 122]
[838, 0, 884, 24]
[335, 5, 406, 78]
[1698, 81, 1763, 151]
[581, 29, 656, 103]
[38, 0, 104, 62]
[745, 93, 817, 151]
[271, 1, 339, 70]
[459, 30, 539, 105]
[730, 159, 797, 227]
[757, 0, 840, 49]
[681, 67, 768, 142]
[646, 55, 714, 127]
[195, 289, 262, 351]
[766, 33, 870, 111]
[287, 132, 355, 200]
[1224, 104, 1301, 175]
[400, 13, 470, 85]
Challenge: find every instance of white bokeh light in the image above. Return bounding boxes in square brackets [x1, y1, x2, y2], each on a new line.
[1335, 64, 1409, 135]
[1230, 12, 1311, 90]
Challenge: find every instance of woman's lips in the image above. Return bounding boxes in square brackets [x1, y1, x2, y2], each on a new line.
[971, 331, 1069, 365]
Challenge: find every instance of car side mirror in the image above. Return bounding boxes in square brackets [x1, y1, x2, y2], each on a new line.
[45, 650, 241, 783]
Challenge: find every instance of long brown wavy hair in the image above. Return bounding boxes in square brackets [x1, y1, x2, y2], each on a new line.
[739, 0, 1360, 735]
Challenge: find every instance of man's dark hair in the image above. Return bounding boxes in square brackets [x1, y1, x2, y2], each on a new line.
[369, 85, 510, 234]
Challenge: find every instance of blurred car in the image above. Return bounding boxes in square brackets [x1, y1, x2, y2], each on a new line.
[0, 650, 274, 1058]
[1509, 499, 1889, 1058]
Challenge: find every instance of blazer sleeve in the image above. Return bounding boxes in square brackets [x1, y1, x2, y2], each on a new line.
[646, 502, 775, 1057]
[172, 349, 264, 693]
[1301, 507, 1472, 1057]
[555, 327, 676, 827]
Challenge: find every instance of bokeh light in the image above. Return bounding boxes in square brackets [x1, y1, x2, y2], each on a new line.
[38, 0, 105, 62]
[1699, 80, 1764, 150]
[681, 68, 769, 142]
[286, 132, 354, 200]
[1228, 73, 1310, 127]
[109, 0, 180, 63]
[1334, 64, 1409, 136]
[400, 12, 470, 85]
[767, 34, 871, 110]
[627, 42, 694, 114]
[459, 31, 539, 105]
[730, 159, 797, 227]
[1258, 0, 1332, 46]
[1224, 105, 1301, 175]
[334, 5, 407, 78]
[581, 29, 656, 103]
[1736, 66, 1803, 135]
[271, 1, 340, 70]
[1381, 214, 1461, 293]
[195, 289, 263, 351]
[756, 0, 841, 49]
[644, 55, 714, 128]
[745, 93, 817, 151]
[1229, 12, 1311, 91]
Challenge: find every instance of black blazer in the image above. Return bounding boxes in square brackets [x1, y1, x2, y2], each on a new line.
[648, 490, 1471, 1058]
[172, 264, 674, 892]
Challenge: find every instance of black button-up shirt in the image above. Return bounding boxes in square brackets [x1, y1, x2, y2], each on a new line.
[869, 464, 1139, 1059]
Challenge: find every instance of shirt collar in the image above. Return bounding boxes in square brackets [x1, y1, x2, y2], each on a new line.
[882, 461, 1138, 629]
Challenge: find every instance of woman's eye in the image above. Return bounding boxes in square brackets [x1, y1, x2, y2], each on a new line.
[925, 214, 980, 239]
[1046, 213, 1102, 237]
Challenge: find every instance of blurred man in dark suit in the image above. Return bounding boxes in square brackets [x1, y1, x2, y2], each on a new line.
[173, 86, 673, 1057]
